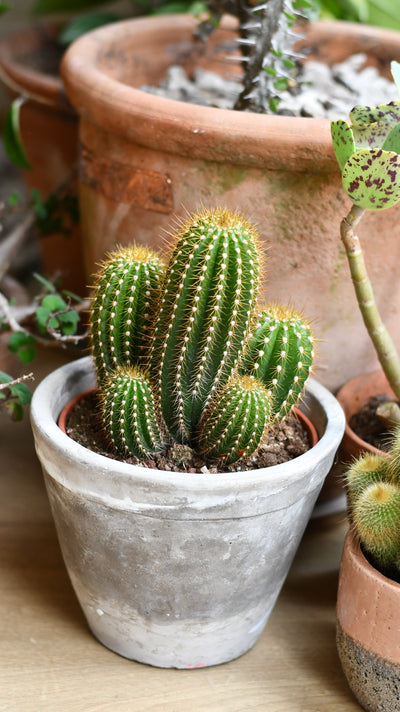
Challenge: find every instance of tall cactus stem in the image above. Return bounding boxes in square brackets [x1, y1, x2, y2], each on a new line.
[150, 208, 261, 442]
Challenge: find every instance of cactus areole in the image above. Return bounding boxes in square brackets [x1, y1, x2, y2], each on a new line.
[89, 207, 315, 466]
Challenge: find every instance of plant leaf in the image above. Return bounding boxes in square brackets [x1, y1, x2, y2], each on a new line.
[352, 122, 395, 150]
[350, 101, 400, 127]
[391, 61, 400, 97]
[342, 148, 400, 210]
[331, 120, 355, 171]
[2, 98, 31, 169]
[58, 12, 119, 46]
[382, 124, 400, 154]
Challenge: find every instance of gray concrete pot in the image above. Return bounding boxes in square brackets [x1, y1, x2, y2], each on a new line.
[31, 356, 345, 668]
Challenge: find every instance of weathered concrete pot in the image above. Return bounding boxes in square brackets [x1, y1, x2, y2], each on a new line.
[30, 356, 344, 668]
[60, 15, 400, 391]
[337, 530, 400, 712]
[0, 22, 85, 294]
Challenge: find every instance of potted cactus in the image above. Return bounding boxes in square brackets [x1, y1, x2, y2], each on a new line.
[30, 206, 344, 668]
[330, 61, 400, 469]
[337, 438, 400, 712]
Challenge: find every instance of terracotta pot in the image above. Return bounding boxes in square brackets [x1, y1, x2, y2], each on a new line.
[0, 22, 86, 295]
[30, 356, 344, 668]
[336, 368, 395, 460]
[60, 15, 400, 391]
[337, 529, 400, 712]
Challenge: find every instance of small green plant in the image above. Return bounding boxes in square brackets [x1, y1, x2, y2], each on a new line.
[89, 207, 315, 466]
[345, 434, 400, 578]
[331, 60, 400, 425]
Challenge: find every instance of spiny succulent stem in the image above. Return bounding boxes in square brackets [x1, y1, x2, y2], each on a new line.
[340, 205, 400, 400]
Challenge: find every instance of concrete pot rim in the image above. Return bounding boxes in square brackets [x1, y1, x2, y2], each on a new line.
[30, 356, 345, 516]
[60, 15, 400, 172]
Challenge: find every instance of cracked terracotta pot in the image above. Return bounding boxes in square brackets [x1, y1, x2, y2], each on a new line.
[337, 529, 400, 712]
[0, 22, 86, 295]
[30, 356, 344, 668]
[60, 15, 400, 391]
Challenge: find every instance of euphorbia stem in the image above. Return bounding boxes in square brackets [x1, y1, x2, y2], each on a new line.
[341, 204, 400, 399]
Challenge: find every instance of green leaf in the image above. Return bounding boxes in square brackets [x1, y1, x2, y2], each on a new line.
[331, 120, 356, 171]
[350, 101, 400, 127]
[0, 4, 9, 15]
[11, 382, 32, 406]
[7, 191, 20, 207]
[8, 402, 24, 421]
[382, 124, 400, 154]
[352, 121, 394, 150]
[342, 148, 400, 210]
[7, 331, 35, 354]
[33, 272, 57, 294]
[58, 12, 119, 46]
[41, 294, 67, 312]
[2, 98, 31, 170]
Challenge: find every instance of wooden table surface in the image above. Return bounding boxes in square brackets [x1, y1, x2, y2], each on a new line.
[0, 352, 363, 712]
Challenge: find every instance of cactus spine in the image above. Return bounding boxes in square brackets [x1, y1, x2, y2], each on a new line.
[239, 305, 314, 419]
[89, 208, 315, 467]
[150, 208, 260, 442]
[345, 453, 391, 512]
[353, 482, 400, 569]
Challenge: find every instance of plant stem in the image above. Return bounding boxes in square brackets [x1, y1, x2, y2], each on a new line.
[340, 204, 400, 399]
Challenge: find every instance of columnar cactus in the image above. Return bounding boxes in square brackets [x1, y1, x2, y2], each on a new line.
[238, 304, 314, 420]
[89, 207, 315, 467]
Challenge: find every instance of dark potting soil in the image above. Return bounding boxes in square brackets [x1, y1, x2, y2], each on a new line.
[349, 393, 395, 452]
[65, 390, 311, 474]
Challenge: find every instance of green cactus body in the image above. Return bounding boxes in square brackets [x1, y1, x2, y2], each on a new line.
[345, 453, 390, 511]
[90, 246, 164, 386]
[150, 208, 261, 443]
[353, 481, 400, 568]
[100, 367, 164, 458]
[198, 375, 271, 465]
[238, 305, 314, 419]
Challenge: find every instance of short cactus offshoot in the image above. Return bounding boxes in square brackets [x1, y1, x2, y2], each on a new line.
[89, 207, 315, 467]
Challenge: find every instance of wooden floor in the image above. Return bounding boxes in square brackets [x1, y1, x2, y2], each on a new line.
[0, 352, 363, 712]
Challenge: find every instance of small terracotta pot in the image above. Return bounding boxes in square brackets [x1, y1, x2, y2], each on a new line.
[337, 529, 400, 712]
[0, 22, 86, 295]
[336, 369, 395, 461]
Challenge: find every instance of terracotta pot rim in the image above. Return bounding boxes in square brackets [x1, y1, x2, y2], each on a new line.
[60, 15, 400, 172]
[0, 21, 72, 111]
[336, 368, 394, 457]
[58, 385, 319, 455]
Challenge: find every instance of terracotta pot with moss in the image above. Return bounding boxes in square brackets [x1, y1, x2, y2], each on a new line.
[60, 14, 400, 391]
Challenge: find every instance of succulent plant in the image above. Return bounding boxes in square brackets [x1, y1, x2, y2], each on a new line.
[89, 207, 315, 466]
[345, 435, 400, 574]
[331, 61, 400, 424]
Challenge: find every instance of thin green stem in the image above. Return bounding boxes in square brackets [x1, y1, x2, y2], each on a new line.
[340, 204, 400, 399]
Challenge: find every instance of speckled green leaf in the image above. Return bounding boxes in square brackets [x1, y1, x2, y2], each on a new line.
[350, 101, 400, 127]
[2, 98, 31, 169]
[352, 122, 394, 150]
[331, 120, 355, 171]
[382, 124, 400, 154]
[342, 148, 400, 210]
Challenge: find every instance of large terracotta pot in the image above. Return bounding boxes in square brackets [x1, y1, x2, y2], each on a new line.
[337, 529, 400, 712]
[60, 15, 400, 391]
[30, 356, 345, 668]
[0, 23, 86, 295]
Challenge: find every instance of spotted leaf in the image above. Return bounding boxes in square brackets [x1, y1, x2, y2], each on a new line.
[342, 148, 400, 210]
[382, 124, 400, 154]
[350, 101, 400, 127]
[331, 120, 355, 172]
[352, 122, 395, 150]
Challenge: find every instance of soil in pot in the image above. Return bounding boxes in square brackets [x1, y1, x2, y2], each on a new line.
[63, 389, 314, 474]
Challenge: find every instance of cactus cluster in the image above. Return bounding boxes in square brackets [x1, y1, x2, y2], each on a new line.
[345, 439, 400, 575]
[89, 207, 314, 467]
